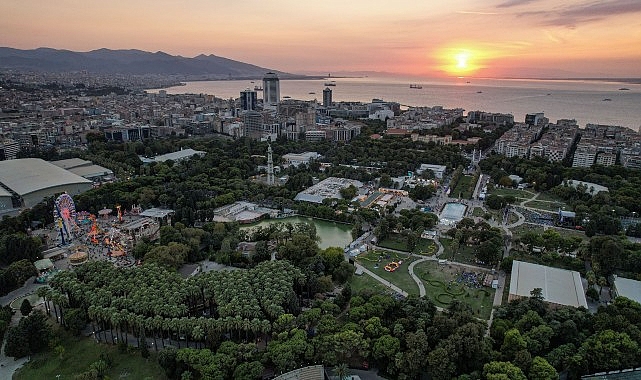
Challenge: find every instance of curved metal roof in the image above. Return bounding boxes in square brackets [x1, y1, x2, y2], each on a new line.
[0, 158, 91, 196]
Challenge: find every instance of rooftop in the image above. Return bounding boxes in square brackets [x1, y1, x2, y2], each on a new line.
[50, 158, 92, 170]
[509, 260, 588, 308]
[139, 208, 175, 219]
[0, 158, 92, 196]
[613, 276, 641, 305]
[143, 148, 206, 163]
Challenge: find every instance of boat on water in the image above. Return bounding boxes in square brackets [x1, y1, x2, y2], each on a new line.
[308, 92, 316, 94]
[324, 81, 336, 86]
[603, 98, 612, 101]
[409, 84, 422, 89]
[254, 85, 263, 91]
[619, 88, 630, 90]
[283, 95, 291, 99]
[477, 91, 483, 93]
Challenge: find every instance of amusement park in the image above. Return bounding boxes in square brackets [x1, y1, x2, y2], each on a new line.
[33, 193, 172, 283]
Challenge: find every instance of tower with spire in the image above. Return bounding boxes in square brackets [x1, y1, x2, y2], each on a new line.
[267, 144, 275, 186]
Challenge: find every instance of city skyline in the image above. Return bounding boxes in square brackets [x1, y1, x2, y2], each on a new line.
[2, 0, 641, 78]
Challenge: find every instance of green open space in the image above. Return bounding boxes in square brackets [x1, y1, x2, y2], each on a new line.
[451, 175, 475, 200]
[471, 207, 486, 217]
[377, 233, 436, 254]
[510, 224, 545, 239]
[14, 328, 167, 380]
[535, 192, 566, 202]
[349, 272, 390, 295]
[489, 188, 534, 199]
[438, 238, 482, 266]
[507, 211, 520, 225]
[413, 261, 495, 319]
[355, 250, 419, 296]
[523, 200, 566, 212]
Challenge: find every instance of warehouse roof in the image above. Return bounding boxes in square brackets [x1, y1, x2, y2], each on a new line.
[67, 164, 114, 178]
[50, 158, 92, 170]
[0, 186, 11, 198]
[509, 260, 588, 308]
[0, 158, 92, 196]
[613, 276, 641, 305]
[148, 148, 206, 163]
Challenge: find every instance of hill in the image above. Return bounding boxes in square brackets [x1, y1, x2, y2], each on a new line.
[0, 47, 301, 79]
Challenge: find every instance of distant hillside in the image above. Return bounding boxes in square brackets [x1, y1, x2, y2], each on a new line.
[0, 47, 301, 79]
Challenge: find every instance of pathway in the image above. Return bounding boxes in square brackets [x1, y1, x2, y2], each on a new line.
[0, 278, 46, 380]
[354, 263, 408, 297]
[407, 238, 444, 297]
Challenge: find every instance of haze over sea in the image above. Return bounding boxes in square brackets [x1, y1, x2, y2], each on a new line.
[151, 76, 641, 131]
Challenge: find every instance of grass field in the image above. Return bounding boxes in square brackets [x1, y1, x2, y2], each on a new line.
[438, 238, 484, 266]
[349, 273, 390, 295]
[471, 207, 486, 217]
[356, 250, 419, 296]
[489, 188, 534, 199]
[510, 224, 546, 239]
[413, 261, 495, 319]
[14, 328, 167, 380]
[451, 175, 475, 200]
[507, 211, 520, 225]
[378, 233, 436, 254]
[523, 200, 566, 212]
[535, 192, 566, 202]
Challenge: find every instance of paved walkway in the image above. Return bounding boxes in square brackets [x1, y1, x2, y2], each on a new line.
[354, 263, 408, 297]
[0, 278, 46, 379]
[407, 238, 444, 297]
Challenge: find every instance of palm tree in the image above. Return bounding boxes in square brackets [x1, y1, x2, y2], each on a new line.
[192, 325, 204, 349]
[36, 286, 51, 316]
[110, 311, 121, 345]
[334, 363, 350, 380]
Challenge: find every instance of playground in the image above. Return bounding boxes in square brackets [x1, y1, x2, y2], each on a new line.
[414, 260, 495, 319]
[356, 250, 419, 296]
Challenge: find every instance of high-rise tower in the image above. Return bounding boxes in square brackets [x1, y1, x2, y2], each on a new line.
[240, 89, 257, 111]
[267, 144, 275, 186]
[262, 72, 280, 109]
[322, 87, 332, 107]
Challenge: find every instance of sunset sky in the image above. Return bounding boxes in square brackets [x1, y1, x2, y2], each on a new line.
[2, 0, 641, 78]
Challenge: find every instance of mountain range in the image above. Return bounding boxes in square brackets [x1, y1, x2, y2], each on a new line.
[0, 47, 300, 79]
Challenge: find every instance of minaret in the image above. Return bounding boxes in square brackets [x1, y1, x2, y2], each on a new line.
[267, 144, 275, 186]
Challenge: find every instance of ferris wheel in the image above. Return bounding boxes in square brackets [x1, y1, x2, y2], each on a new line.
[54, 193, 77, 245]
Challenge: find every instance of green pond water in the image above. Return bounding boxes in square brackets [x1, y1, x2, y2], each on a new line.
[241, 216, 353, 249]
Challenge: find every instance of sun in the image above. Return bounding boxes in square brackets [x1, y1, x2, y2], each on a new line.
[434, 47, 487, 77]
[456, 51, 470, 69]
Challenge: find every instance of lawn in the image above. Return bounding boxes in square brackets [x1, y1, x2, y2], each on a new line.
[14, 328, 167, 380]
[451, 175, 475, 200]
[355, 250, 419, 296]
[413, 261, 495, 319]
[438, 238, 484, 266]
[349, 273, 390, 295]
[535, 192, 566, 202]
[489, 188, 534, 199]
[471, 207, 486, 218]
[378, 233, 436, 254]
[523, 200, 566, 212]
[510, 224, 545, 239]
[507, 211, 520, 225]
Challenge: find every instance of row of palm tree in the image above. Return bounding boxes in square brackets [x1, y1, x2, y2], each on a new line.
[44, 260, 301, 349]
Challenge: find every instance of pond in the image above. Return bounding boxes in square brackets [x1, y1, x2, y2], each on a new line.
[241, 216, 353, 250]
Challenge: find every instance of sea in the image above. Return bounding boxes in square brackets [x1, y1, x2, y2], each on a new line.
[148, 76, 641, 130]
